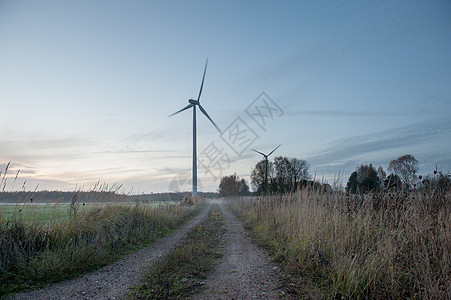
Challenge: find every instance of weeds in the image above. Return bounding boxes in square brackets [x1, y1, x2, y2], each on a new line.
[128, 204, 225, 299]
[0, 201, 201, 298]
[229, 186, 450, 299]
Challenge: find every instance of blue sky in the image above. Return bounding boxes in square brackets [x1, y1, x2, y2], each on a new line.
[1, 1, 450, 193]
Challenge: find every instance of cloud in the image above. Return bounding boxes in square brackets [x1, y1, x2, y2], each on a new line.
[156, 166, 191, 177]
[285, 110, 442, 117]
[0, 175, 74, 192]
[0, 137, 94, 163]
[96, 149, 177, 154]
[306, 117, 451, 177]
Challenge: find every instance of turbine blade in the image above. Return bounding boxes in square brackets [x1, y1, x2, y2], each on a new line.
[252, 149, 266, 156]
[268, 144, 281, 156]
[197, 58, 208, 102]
[168, 104, 193, 117]
[198, 104, 220, 132]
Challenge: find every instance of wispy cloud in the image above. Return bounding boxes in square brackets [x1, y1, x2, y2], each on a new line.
[96, 149, 177, 155]
[0, 137, 92, 164]
[306, 117, 451, 176]
[285, 110, 442, 117]
[156, 166, 191, 176]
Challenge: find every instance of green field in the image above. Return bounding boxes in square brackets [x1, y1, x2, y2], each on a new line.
[0, 202, 178, 223]
[0, 204, 73, 222]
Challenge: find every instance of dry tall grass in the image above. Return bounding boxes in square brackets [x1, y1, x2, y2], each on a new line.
[0, 200, 200, 297]
[229, 186, 450, 299]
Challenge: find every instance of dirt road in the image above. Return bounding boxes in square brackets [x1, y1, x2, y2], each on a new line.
[192, 199, 286, 299]
[11, 199, 287, 299]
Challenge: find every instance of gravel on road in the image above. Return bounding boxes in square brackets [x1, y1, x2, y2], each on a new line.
[192, 199, 286, 299]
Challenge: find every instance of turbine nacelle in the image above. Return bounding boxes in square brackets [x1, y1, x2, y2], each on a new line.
[252, 144, 281, 195]
[168, 58, 220, 197]
[252, 144, 281, 158]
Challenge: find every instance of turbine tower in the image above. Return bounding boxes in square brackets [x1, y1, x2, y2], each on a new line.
[169, 59, 220, 197]
[252, 144, 281, 195]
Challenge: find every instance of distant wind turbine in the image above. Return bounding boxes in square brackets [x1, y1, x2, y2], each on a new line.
[169, 59, 220, 197]
[252, 144, 281, 195]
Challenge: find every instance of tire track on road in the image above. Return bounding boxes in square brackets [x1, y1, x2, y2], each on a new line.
[193, 199, 285, 299]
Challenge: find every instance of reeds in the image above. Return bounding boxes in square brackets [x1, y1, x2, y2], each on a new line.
[229, 186, 450, 299]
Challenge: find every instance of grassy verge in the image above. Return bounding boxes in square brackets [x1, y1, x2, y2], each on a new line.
[228, 188, 450, 299]
[0, 202, 203, 298]
[128, 204, 225, 299]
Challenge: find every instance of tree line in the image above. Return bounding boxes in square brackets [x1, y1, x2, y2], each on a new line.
[251, 156, 312, 194]
[218, 153, 450, 196]
[218, 155, 332, 196]
[346, 154, 451, 193]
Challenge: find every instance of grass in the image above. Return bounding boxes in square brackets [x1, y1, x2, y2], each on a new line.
[0, 202, 178, 223]
[0, 200, 203, 298]
[128, 204, 226, 299]
[228, 187, 450, 299]
[0, 204, 72, 222]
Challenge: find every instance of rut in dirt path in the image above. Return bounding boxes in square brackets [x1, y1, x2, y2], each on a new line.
[193, 199, 285, 299]
[11, 203, 212, 300]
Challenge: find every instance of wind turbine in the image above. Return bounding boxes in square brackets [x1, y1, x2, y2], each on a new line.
[252, 144, 281, 195]
[169, 59, 220, 197]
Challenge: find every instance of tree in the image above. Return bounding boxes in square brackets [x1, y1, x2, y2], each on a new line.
[346, 164, 382, 193]
[218, 173, 249, 197]
[273, 156, 291, 193]
[360, 164, 380, 192]
[346, 171, 358, 193]
[388, 154, 419, 188]
[251, 156, 310, 194]
[289, 157, 310, 191]
[377, 166, 386, 183]
[272, 156, 310, 193]
[384, 173, 402, 190]
[356, 164, 369, 183]
[250, 160, 274, 194]
[238, 178, 250, 195]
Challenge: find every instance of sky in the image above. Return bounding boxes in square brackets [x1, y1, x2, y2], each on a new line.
[1, 0, 450, 194]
